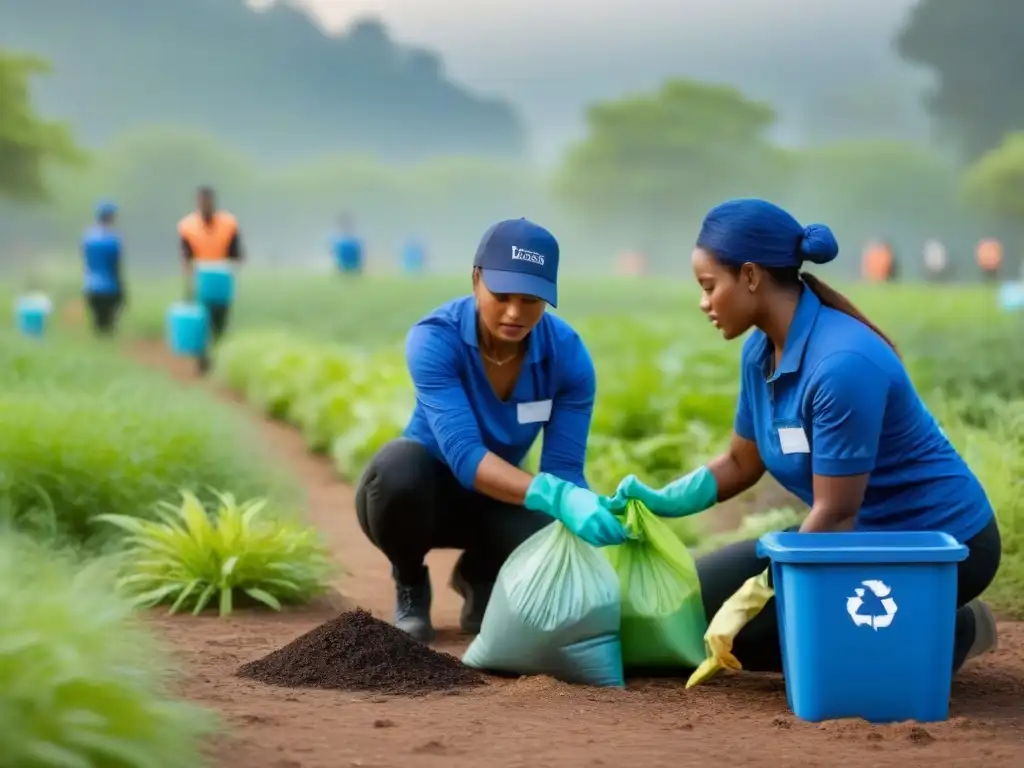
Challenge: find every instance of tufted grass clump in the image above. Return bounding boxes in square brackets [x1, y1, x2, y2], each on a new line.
[0, 530, 213, 767]
[99, 490, 336, 616]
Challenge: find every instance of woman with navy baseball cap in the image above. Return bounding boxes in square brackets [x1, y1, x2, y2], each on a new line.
[355, 217, 627, 643]
[610, 198, 1001, 673]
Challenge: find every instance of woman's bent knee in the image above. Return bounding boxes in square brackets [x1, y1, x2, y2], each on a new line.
[356, 439, 437, 534]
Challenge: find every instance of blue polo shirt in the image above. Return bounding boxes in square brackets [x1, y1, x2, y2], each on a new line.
[82, 225, 122, 294]
[735, 287, 992, 543]
[404, 296, 596, 490]
[332, 234, 363, 273]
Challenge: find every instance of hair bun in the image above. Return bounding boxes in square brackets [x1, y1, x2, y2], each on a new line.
[799, 223, 839, 265]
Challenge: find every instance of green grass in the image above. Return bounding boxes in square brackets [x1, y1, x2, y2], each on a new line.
[0, 330, 297, 549]
[37, 270, 1007, 348]
[0, 530, 213, 767]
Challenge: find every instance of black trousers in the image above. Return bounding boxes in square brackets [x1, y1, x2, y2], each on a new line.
[355, 438, 551, 586]
[85, 292, 123, 336]
[204, 302, 231, 342]
[696, 515, 1002, 673]
[196, 302, 231, 372]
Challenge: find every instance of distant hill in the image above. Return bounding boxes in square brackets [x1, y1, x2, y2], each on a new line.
[0, 0, 526, 162]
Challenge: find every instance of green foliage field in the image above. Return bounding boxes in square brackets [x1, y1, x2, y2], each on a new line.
[0, 331, 296, 548]
[0, 531, 213, 767]
[0, 329, 336, 767]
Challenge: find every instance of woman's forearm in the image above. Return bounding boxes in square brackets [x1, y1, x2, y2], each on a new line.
[474, 452, 535, 505]
[705, 451, 764, 503]
[800, 506, 856, 533]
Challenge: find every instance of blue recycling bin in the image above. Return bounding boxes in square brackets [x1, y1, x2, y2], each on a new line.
[194, 264, 235, 305]
[757, 531, 967, 724]
[997, 281, 1024, 311]
[166, 302, 208, 357]
[14, 296, 50, 338]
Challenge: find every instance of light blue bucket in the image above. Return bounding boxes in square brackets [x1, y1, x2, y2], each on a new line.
[14, 294, 53, 338]
[166, 302, 208, 356]
[998, 281, 1024, 312]
[194, 263, 235, 305]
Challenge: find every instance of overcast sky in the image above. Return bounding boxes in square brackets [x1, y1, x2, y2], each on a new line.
[256, 0, 931, 159]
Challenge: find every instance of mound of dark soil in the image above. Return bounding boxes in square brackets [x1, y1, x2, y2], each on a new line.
[237, 609, 486, 695]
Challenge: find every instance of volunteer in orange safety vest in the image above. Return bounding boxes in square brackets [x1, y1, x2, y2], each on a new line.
[177, 186, 243, 373]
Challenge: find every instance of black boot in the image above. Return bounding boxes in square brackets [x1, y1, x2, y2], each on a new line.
[394, 576, 434, 643]
[450, 564, 493, 635]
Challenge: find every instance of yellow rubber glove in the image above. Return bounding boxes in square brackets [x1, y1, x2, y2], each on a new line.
[686, 567, 774, 688]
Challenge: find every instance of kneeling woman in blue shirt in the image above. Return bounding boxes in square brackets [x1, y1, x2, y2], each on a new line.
[356, 218, 627, 643]
[614, 199, 1001, 672]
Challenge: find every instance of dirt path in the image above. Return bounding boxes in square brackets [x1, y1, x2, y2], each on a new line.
[132, 342, 1024, 768]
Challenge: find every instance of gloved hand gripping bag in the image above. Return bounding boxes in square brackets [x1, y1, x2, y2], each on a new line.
[604, 499, 708, 669]
[462, 521, 625, 687]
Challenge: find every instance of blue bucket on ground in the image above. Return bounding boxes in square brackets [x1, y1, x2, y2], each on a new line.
[757, 531, 967, 724]
[14, 295, 52, 338]
[997, 281, 1024, 311]
[194, 264, 235, 305]
[166, 302, 208, 356]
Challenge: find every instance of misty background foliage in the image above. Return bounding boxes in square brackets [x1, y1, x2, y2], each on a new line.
[2, 0, 1024, 278]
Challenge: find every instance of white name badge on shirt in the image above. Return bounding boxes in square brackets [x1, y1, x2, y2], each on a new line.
[517, 399, 553, 424]
[778, 426, 810, 455]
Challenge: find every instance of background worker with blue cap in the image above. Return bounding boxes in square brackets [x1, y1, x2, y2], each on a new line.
[331, 212, 364, 275]
[610, 198, 1001, 674]
[355, 217, 627, 642]
[81, 200, 125, 337]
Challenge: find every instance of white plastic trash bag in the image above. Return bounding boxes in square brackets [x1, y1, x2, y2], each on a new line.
[462, 521, 625, 687]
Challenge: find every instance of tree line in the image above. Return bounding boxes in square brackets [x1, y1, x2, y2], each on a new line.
[3, 0, 1024, 276]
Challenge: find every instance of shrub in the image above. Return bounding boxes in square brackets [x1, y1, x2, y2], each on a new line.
[0, 530, 212, 767]
[99, 490, 336, 616]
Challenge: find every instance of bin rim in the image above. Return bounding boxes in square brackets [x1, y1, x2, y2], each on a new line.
[757, 530, 967, 564]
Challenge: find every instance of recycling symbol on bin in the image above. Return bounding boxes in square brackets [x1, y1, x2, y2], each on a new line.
[846, 580, 898, 630]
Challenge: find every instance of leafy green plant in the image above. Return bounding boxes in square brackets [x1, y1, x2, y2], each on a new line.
[0, 529, 212, 767]
[98, 490, 336, 616]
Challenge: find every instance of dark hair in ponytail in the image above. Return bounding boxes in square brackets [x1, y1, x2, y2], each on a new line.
[801, 272, 899, 356]
[733, 265, 900, 357]
[696, 198, 899, 356]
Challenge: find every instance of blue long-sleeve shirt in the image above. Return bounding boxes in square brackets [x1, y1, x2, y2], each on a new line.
[82, 225, 122, 294]
[403, 296, 596, 489]
[331, 234, 363, 272]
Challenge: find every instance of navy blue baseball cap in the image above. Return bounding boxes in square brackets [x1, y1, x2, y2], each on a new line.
[473, 218, 559, 307]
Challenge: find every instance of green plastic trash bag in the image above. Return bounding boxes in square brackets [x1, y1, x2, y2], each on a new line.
[604, 499, 707, 669]
[462, 521, 625, 687]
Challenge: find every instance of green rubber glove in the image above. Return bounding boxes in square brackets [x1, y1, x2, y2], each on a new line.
[609, 466, 718, 518]
[525, 473, 630, 547]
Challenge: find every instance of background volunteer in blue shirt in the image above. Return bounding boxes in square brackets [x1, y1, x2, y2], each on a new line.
[355, 218, 627, 643]
[611, 198, 1001, 674]
[81, 201, 125, 337]
[331, 213, 364, 275]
